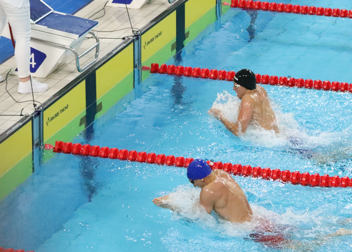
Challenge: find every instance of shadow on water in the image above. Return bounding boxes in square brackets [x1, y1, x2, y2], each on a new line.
[246, 10, 258, 42]
[78, 156, 100, 202]
[170, 51, 192, 108]
[286, 135, 352, 173]
[171, 75, 186, 105]
[80, 123, 99, 202]
[311, 145, 352, 173]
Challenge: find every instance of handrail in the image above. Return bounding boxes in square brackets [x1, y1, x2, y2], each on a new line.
[32, 31, 100, 72]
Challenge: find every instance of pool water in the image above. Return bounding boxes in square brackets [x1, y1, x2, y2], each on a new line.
[2, 1, 352, 251]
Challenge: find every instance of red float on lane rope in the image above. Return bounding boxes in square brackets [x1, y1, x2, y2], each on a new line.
[109, 148, 119, 159]
[0, 248, 33, 252]
[137, 151, 147, 162]
[281, 170, 291, 182]
[252, 166, 262, 177]
[262, 168, 271, 179]
[72, 143, 82, 155]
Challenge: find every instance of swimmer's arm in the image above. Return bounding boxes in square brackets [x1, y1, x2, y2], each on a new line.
[219, 97, 253, 136]
[199, 189, 216, 215]
[235, 96, 253, 134]
[218, 117, 241, 136]
[208, 108, 241, 136]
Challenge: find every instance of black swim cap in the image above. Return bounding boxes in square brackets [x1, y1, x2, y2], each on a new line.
[233, 69, 256, 90]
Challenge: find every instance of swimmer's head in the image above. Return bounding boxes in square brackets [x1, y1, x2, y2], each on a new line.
[187, 159, 212, 186]
[233, 69, 256, 92]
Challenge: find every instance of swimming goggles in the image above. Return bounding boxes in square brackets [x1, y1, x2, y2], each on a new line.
[190, 180, 195, 185]
[233, 83, 240, 90]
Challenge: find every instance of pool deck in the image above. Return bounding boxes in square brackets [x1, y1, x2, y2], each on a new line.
[0, 0, 172, 135]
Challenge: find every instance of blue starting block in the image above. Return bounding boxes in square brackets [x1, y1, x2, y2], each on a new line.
[3, 0, 100, 77]
[107, 0, 150, 9]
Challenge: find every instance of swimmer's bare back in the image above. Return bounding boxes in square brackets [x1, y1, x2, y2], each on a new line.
[200, 170, 253, 223]
[243, 85, 279, 133]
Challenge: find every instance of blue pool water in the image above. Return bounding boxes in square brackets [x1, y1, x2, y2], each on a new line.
[2, 1, 352, 251]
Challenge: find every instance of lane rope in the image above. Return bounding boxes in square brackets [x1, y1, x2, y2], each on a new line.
[224, 0, 352, 18]
[0, 247, 34, 252]
[45, 141, 352, 188]
[143, 63, 352, 92]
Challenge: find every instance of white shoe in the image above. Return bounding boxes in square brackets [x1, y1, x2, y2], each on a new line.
[18, 78, 48, 94]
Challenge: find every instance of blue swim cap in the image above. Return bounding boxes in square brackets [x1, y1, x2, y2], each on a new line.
[187, 159, 212, 180]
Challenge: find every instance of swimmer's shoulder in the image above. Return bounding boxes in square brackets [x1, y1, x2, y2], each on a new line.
[241, 94, 257, 109]
[200, 183, 221, 202]
[242, 93, 255, 102]
[209, 171, 235, 190]
[213, 169, 226, 176]
[255, 85, 268, 97]
[203, 173, 227, 192]
[213, 170, 235, 181]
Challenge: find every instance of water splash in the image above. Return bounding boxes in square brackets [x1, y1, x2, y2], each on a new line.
[210, 91, 352, 163]
[164, 185, 351, 244]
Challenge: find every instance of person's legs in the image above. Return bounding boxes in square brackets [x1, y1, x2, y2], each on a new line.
[283, 228, 352, 250]
[2, 0, 31, 79]
[0, 2, 7, 35]
[1, 0, 48, 93]
[0, 2, 7, 82]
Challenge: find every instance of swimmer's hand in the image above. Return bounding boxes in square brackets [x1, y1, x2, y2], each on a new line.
[153, 195, 173, 209]
[208, 108, 223, 120]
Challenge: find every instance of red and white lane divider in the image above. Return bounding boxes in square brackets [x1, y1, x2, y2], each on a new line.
[45, 141, 352, 188]
[0, 247, 34, 252]
[224, 0, 352, 18]
[143, 63, 352, 93]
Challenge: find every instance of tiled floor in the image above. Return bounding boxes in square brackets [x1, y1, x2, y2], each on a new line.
[0, 0, 172, 134]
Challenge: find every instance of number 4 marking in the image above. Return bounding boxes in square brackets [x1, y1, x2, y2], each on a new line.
[30, 53, 36, 68]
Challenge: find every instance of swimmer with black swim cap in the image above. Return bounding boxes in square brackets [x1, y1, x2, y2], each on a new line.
[208, 68, 280, 136]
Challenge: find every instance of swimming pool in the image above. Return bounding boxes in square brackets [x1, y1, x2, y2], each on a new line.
[2, 1, 352, 251]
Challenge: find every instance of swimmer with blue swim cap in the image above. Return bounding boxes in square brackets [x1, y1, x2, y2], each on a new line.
[153, 159, 253, 223]
[153, 159, 352, 249]
[208, 69, 280, 136]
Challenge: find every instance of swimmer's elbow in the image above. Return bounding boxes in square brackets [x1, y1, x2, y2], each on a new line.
[198, 200, 213, 214]
[230, 123, 245, 136]
[201, 205, 213, 215]
[230, 128, 240, 136]
[220, 118, 243, 136]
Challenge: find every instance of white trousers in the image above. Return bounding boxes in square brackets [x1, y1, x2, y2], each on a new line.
[0, 0, 30, 78]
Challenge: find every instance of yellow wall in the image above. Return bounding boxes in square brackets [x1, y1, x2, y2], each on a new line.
[43, 81, 86, 142]
[185, 0, 215, 29]
[96, 44, 134, 100]
[0, 121, 32, 178]
[141, 11, 177, 64]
